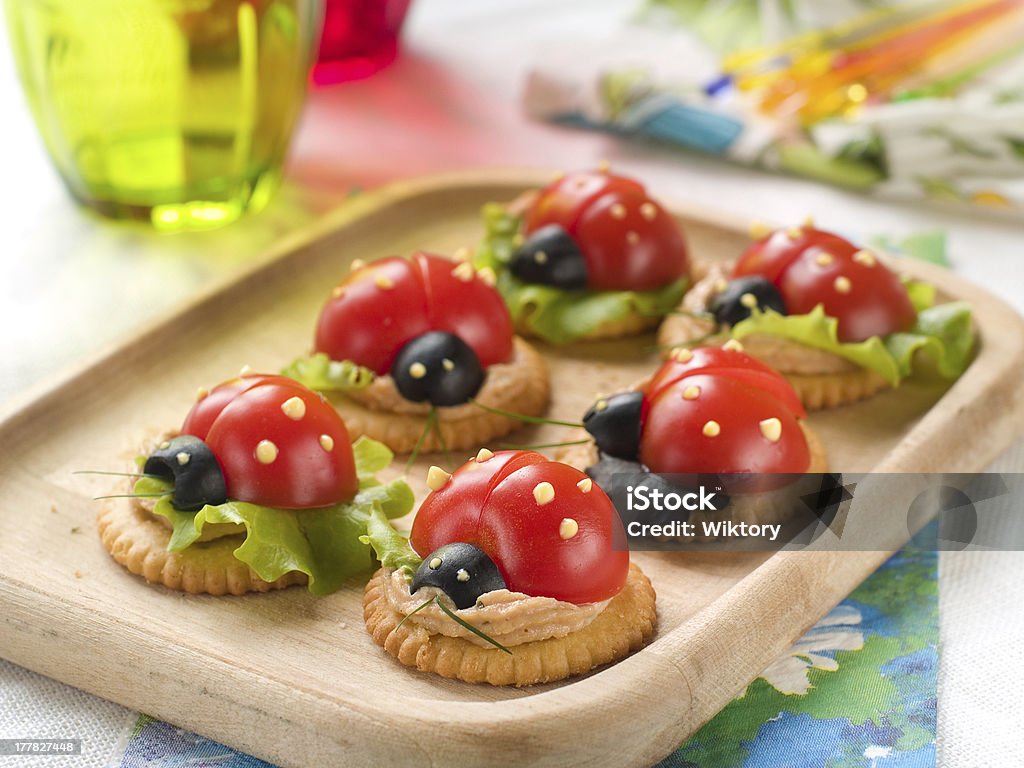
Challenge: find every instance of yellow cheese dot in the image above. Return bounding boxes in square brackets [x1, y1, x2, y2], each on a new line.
[759, 417, 782, 443]
[452, 262, 475, 282]
[281, 396, 306, 421]
[673, 348, 694, 363]
[533, 482, 555, 506]
[255, 440, 278, 464]
[426, 465, 451, 492]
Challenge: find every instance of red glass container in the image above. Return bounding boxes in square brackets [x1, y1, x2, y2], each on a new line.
[313, 0, 412, 84]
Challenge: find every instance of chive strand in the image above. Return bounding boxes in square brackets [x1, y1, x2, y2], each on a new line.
[430, 407, 452, 469]
[404, 408, 437, 474]
[470, 400, 583, 429]
[434, 597, 512, 655]
[499, 439, 591, 451]
[73, 470, 159, 479]
[92, 492, 171, 501]
[394, 596, 435, 632]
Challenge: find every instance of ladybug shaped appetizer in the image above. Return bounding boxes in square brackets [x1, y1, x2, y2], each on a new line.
[472, 168, 692, 344]
[558, 344, 828, 539]
[362, 450, 657, 686]
[658, 222, 973, 409]
[284, 251, 550, 454]
[95, 374, 413, 596]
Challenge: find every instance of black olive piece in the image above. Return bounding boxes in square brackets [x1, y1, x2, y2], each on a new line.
[411, 542, 507, 609]
[509, 224, 588, 290]
[709, 276, 787, 327]
[143, 435, 227, 512]
[391, 331, 485, 407]
[583, 391, 644, 461]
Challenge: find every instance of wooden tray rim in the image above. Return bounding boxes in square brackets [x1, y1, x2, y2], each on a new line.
[3, 169, 1024, 767]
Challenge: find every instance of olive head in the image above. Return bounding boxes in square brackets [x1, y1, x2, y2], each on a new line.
[142, 435, 227, 512]
[583, 391, 644, 461]
[709, 276, 787, 327]
[411, 542, 507, 609]
[509, 224, 588, 290]
[391, 331, 486, 407]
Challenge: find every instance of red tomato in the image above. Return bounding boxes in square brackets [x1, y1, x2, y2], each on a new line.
[203, 380, 358, 508]
[182, 374, 296, 440]
[574, 188, 689, 291]
[314, 252, 514, 375]
[778, 246, 916, 342]
[733, 227, 854, 284]
[733, 226, 916, 342]
[410, 451, 629, 604]
[412, 252, 514, 368]
[639, 373, 810, 475]
[314, 257, 430, 375]
[410, 450, 544, 557]
[523, 170, 643, 235]
[523, 170, 689, 291]
[644, 347, 806, 421]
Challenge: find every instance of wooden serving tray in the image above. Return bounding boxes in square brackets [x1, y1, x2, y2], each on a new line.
[2, 171, 1023, 768]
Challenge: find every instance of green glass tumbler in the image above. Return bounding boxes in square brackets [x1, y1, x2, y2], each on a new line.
[5, 0, 322, 230]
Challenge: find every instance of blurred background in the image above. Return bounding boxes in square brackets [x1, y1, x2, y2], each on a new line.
[2, 0, 1023, 409]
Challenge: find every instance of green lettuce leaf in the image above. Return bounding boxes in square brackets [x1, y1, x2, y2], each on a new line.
[730, 302, 973, 386]
[359, 507, 423, 578]
[281, 352, 374, 392]
[885, 302, 974, 379]
[473, 203, 688, 344]
[904, 279, 936, 314]
[872, 232, 951, 268]
[138, 436, 413, 595]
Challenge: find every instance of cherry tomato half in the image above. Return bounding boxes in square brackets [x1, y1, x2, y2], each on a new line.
[733, 227, 916, 342]
[778, 246, 916, 342]
[523, 170, 643, 235]
[640, 373, 810, 475]
[523, 170, 689, 292]
[314, 252, 514, 375]
[733, 227, 855, 284]
[574, 188, 689, 291]
[182, 374, 296, 440]
[410, 451, 629, 604]
[643, 346, 806, 423]
[201, 379, 358, 508]
[315, 257, 430, 375]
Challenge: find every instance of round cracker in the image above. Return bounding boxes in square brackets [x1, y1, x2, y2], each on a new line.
[363, 563, 656, 687]
[96, 497, 306, 595]
[657, 267, 890, 410]
[785, 368, 890, 409]
[328, 337, 550, 453]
